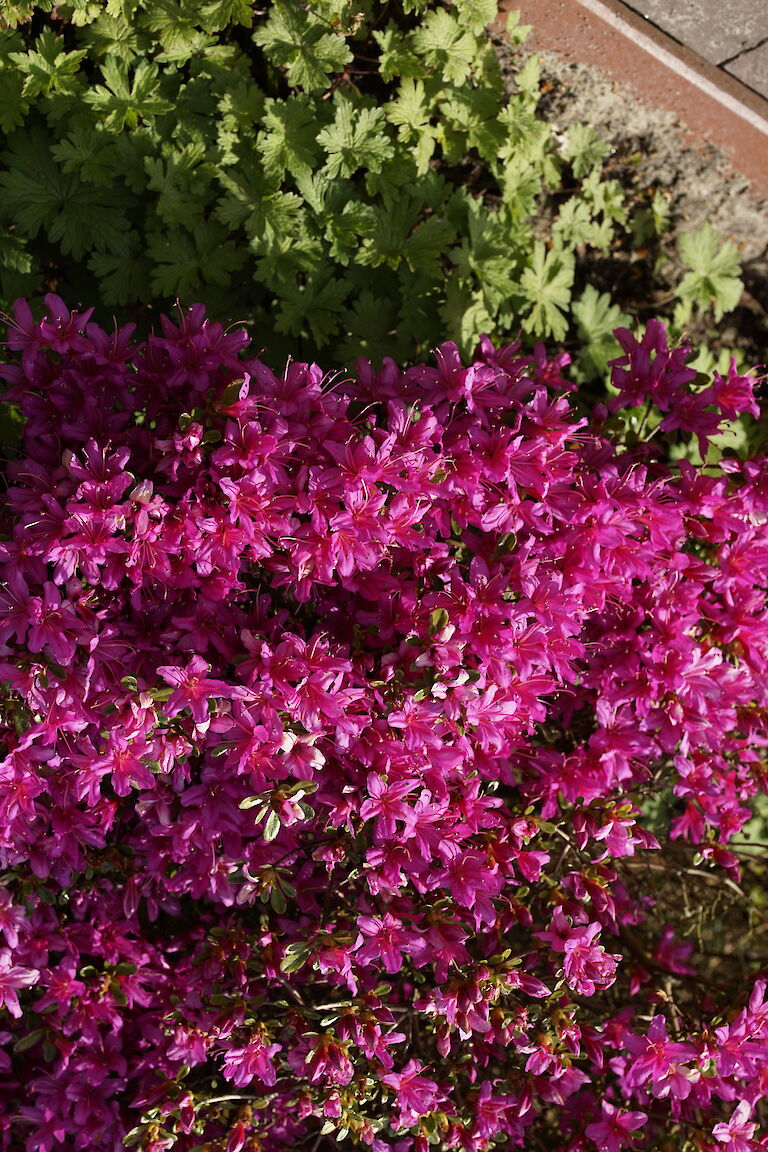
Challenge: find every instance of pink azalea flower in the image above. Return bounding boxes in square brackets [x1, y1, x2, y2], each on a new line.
[0, 948, 38, 1018]
[624, 1015, 699, 1099]
[712, 1101, 758, 1152]
[585, 1102, 646, 1152]
[221, 1035, 281, 1088]
[156, 655, 234, 727]
[381, 1059, 440, 1127]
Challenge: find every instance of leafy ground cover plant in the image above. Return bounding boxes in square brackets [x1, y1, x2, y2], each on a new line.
[0, 0, 750, 375]
[1, 296, 768, 1150]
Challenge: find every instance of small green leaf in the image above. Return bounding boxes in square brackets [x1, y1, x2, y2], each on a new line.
[373, 23, 422, 82]
[573, 285, 631, 381]
[270, 885, 287, 914]
[677, 222, 744, 322]
[253, 1, 352, 92]
[520, 241, 574, 342]
[10, 29, 87, 99]
[280, 942, 310, 973]
[429, 608, 450, 636]
[83, 58, 171, 130]
[317, 99, 394, 179]
[454, 0, 497, 32]
[258, 95, 320, 179]
[263, 810, 281, 842]
[564, 123, 610, 179]
[14, 1028, 44, 1052]
[412, 9, 477, 85]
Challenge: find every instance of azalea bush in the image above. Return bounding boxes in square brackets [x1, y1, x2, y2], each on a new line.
[1, 297, 768, 1151]
[0, 0, 744, 374]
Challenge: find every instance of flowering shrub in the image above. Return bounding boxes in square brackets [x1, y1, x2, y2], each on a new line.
[1, 295, 768, 1151]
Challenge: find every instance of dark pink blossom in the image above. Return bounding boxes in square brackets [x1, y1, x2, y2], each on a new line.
[381, 1059, 441, 1126]
[585, 1102, 646, 1152]
[0, 948, 38, 1017]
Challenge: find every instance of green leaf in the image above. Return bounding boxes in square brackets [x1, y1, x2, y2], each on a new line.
[79, 13, 144, 61]
[200, 0, 255, 32]
[83, 58, 171, 130]
[497, 115, 541, 186]
[139, 0, 210, 60]
[520, 241, 574, 342]
[144, 142, 213, 227]
[148, 220, 246, 297]
[280, 941, 311, 973]
[275, 270, 350, 346]
[553, 197, 612, 252]
[630, 187, 671, 245]
[0, 225, 32, 275]
[317, 99, 394, 179]
[258, 96, 321, 179]
[88, 236, 150, 306]
[572, 285, 631, 380]
[49, 187, 133, 259]
[14, 1028, 44, 1052]
[454, 0, 498, 34]
[263, 810, 281, 842]
[514, 54, 541, 99]
[502, 9, 533, 44]
[253, 1, 352, 92]
[9, 28, 87, 99]
[215, 80, 267, 167]
[215, 158, 301, 245]
[386, 77, 434, 144]
[323, 198, 376, 265]
[238, 794, 265, 810]
[356, 198, 453, 276]
[439, 84, 506, 162]
[440, 281, 495, 356]
[0, 128, 131, 257]
[449, 197, 520, 312]
[373, 23, 422, 82]
[358, 197, 427, 271]
[404, 216, 455, 277]
[52, 126, 119, 188]
[677, 222, 744, 322]
[56, 0, 103, 24]
[582, 170, 627, 226]
[338, 287, 398, 363]
[564, 123, 610, 179]
[412, 9, 477, 85]
[0, 0, 54, 26]
[429, 608, 450, 636]
[0, 69, 28, 134]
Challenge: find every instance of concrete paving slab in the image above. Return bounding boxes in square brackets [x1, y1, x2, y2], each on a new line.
[620, 0, 768, 66]
[727, 41, 768, 99]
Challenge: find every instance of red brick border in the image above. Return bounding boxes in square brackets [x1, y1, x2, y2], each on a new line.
[494, 0, 768, 198]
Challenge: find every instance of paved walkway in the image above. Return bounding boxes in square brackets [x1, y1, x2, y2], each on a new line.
[620, 0, 768, 99]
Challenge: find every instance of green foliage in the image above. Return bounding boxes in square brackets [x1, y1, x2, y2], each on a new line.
[572, 285, 631, 381]
[0, 1, 748, 368]
[252, 2, 352, 92]
[520, 241, 574, 343]
[675, 221, 744, 324]
[564, 123, 610, 179]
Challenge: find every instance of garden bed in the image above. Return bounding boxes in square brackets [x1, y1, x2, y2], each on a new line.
[496, 34, 768, 371]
